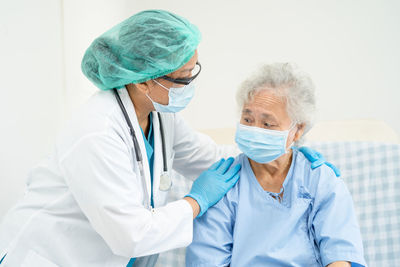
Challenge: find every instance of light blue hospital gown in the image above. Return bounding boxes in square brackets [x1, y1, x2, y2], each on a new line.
[186, 148, 366, 267]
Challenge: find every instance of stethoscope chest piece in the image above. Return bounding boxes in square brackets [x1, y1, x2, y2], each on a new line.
[159, 172, 172, 191]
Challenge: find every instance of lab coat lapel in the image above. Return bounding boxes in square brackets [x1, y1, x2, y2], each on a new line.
[118, 88, 152, 208]
[151, 111, 162, 207]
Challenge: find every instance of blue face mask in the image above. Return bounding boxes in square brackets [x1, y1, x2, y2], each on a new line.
[146, 80, 195, 113]
[235, 123, 296, 164]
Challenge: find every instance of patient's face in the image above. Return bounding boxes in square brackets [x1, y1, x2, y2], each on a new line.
[240, 88, 293, 131]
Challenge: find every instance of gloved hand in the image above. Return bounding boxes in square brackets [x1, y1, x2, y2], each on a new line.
[186, 157, 241, 217]
[297, 146, 341, 177]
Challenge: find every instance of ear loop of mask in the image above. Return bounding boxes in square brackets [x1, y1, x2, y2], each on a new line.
[153, 79, 170, 91]
[154, 79, 188, 95]
[285, 122, 298, 152]
[144, 80, 169, 105]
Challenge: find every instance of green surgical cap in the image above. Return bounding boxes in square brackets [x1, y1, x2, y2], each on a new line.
[81, 10, 201, 90]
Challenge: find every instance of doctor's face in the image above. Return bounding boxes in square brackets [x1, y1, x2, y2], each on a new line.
[148, 50, 199, 105]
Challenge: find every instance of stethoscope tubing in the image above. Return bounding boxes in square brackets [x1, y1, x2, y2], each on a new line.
[113, 88, 169, 191]
[113, 89, 143, 162]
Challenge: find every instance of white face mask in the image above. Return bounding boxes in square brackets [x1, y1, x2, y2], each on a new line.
[146, 80, 195, 113]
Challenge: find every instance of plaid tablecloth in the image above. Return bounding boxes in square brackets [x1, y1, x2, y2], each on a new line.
[156, 141, 400, 266]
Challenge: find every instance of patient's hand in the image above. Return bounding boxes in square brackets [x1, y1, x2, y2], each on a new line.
[327, 261, 351, 267]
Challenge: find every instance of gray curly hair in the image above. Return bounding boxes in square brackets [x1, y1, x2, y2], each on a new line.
[236, 63, 316, 143]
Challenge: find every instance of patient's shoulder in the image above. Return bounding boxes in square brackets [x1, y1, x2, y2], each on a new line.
[293, 149, 341, 199]
[211, 154, 245, 209]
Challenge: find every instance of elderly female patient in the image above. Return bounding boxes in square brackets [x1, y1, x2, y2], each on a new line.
[186, 63, 366, 267]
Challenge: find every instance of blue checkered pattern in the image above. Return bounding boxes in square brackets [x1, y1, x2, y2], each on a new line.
[156, 142, 400, 266]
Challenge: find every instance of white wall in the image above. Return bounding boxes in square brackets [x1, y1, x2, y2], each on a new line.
[129, 0, 400, 133]
[62, 0, 136, 119]
[0, 0, 64, 217]
[62, 0, 400, 132]
[1, 0, 399, 218]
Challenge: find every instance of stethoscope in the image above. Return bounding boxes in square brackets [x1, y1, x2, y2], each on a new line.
[113, 89, 172, 200]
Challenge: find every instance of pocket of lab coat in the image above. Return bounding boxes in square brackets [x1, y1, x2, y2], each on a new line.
[21, 250, 59, 267]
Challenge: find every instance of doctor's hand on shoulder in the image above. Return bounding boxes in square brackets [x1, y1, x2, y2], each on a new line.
[184, 157, 241, 218]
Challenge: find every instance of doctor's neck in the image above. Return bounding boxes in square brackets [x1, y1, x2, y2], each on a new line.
[125, 83, 153, 135]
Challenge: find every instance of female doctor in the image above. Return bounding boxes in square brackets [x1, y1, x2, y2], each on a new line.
[0, 10, 329, 267]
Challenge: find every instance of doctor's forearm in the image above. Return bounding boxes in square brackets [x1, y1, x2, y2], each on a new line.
[184, 197, 200, 218]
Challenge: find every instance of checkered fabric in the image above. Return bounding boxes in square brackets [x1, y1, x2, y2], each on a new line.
[155, 170, 193, 267]
[156, 141, 400, 267]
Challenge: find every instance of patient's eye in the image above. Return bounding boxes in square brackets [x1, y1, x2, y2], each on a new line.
[264, 123, 281, 130]
[264, 122, 278, 128]
[241, 116, 254, 126]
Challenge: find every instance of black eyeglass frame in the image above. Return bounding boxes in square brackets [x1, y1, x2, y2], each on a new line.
[160, 62, 201, 85]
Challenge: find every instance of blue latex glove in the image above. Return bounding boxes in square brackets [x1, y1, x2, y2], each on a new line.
[297, 146, 341, 177]
[186, 157, 241, 217]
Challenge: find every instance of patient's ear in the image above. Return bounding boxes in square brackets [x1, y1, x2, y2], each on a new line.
[293, 123, 305, 142]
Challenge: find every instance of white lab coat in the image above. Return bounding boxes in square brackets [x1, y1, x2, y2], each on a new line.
[0, 88, 235, 267]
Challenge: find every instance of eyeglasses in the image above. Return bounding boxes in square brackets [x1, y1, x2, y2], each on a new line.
[160, 62, 201, 85]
